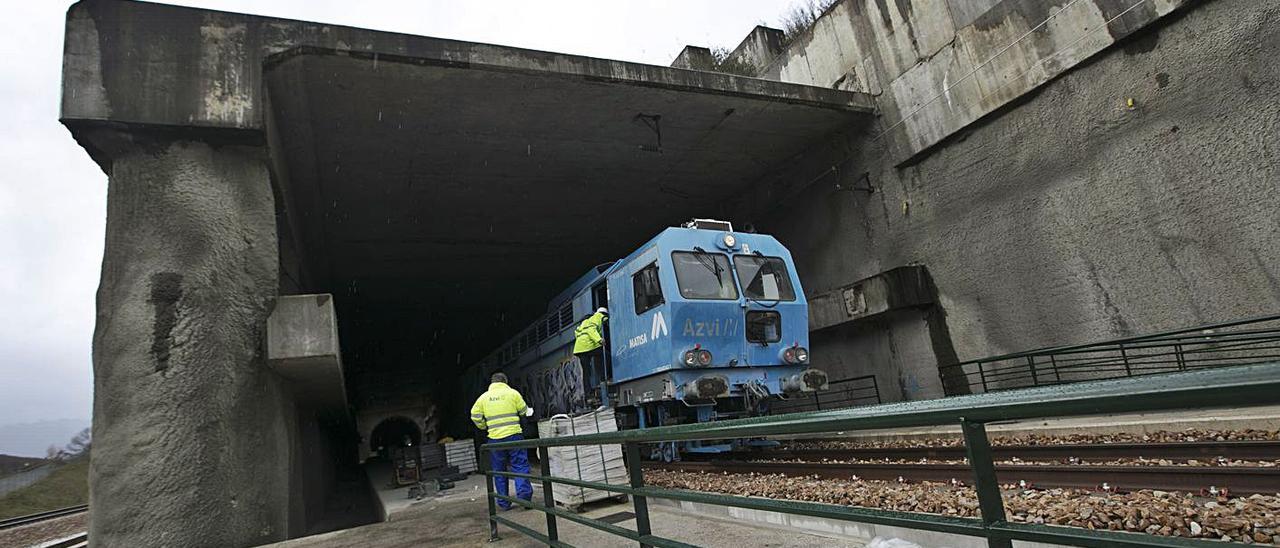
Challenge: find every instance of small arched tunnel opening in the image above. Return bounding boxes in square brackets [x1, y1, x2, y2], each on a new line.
[368, 416, 421, 462]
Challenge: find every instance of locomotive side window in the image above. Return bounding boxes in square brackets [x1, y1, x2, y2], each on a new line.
[672, 251, 738, 300]
[632, 262, 664, 314]
[734, 255, 796, 301]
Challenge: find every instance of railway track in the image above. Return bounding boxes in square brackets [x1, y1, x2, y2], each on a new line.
[648, 460, 1280, 495]
[0, 505, 88, 530]
[748, 439, 1280, 462]
[39, 532, 88, 548]
[654, 441, 1280, 495]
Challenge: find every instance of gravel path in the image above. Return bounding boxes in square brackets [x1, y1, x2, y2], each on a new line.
[0, 512, 87, 548]
[645, 470, 1280, 545]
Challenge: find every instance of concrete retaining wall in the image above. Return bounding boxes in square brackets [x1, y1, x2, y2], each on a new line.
[761, 0, 1193, 163]
[738, 0, 1280, 392]
[0, 464, 57, 497]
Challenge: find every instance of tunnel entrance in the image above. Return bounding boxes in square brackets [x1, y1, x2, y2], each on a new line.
[368, 416, 422, 462]
[264, 46, 873, 444]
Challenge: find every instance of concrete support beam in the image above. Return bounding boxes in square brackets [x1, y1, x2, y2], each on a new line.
[267, 294, 348, 413]
[90, 139, 291, 547]
[809, 266, 937, 331]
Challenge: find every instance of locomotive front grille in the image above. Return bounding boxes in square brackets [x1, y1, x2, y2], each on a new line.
[745, 310, 782, 344]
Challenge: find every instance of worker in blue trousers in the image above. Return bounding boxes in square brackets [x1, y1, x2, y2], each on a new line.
[470, 372, 534, 509]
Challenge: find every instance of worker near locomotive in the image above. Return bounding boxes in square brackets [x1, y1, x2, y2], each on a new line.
[470, 372, 536, 509]
[574, 307, 610, 404]
[463, 219, 827, 462]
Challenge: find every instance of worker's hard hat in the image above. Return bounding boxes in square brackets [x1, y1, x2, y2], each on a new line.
[597, 307, 608, 315]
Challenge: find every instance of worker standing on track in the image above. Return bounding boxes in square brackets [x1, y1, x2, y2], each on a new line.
[573, 307, 609, 403]
[470, 372, 534, 509]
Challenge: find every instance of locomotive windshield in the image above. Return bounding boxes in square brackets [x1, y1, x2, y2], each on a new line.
[734, 255, 796, 301]
[672, 251, 738, 300]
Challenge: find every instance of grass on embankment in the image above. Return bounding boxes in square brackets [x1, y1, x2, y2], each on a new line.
[0, 457, 89, 520]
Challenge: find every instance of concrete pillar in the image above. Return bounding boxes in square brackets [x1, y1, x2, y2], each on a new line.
[90, 140, 293, 547]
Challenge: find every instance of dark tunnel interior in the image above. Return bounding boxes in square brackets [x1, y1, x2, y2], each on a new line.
[368, 416, 423, 460]
[264, 49, 870, 440]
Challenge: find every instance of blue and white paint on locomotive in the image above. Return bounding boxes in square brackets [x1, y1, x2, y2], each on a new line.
[605, 227, 821, 406]
[461, 222, 827, 441]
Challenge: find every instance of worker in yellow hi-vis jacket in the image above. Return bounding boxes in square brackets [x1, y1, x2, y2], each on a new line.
[470, 372, 533, 509]
[574, 307, 609, 401]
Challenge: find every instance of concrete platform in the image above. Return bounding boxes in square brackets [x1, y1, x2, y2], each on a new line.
[269, 473, 872, 547]
[363, 460, 437, 521]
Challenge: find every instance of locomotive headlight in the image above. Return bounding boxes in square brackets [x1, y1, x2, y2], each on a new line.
[782, 345, 809, 364]
[697, 349, 713, 366]
[722, 233, 736, 248]
[683, 350, 698, 367]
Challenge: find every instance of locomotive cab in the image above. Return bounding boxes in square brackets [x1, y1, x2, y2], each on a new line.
[604, 221, 828, 415]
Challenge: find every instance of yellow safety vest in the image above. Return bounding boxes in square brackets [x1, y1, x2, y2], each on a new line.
[573, 312, 606, 354]
[470, 382, 528, 440]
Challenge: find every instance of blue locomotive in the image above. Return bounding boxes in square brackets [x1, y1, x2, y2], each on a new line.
[463, 220, 827, 458]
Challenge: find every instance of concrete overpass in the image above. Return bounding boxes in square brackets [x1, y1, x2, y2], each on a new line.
[62, 0, 1280, 545]
[62, 1, 873, 545]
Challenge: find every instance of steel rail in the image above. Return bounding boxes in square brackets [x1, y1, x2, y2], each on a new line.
[0, 504, 88, 530]
[725, 440, 1280, 462]
[647, 460, 1280, 495]
[41, 532, 88, 548]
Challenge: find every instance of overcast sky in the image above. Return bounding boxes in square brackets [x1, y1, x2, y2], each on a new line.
[0, 0, 795, 428]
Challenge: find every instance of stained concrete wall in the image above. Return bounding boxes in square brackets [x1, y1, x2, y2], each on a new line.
[758, 0, 1193, 162]
[90, 140, 294, 546]
[738, 0, 1280, 390]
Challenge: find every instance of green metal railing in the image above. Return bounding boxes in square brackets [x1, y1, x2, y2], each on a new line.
[481, 362, 1280, 547]
[940, 314, 1280, 395]
[770, 373, 881, 414]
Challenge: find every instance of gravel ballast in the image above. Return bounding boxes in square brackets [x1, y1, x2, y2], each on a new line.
[645, 469, 1280, 545]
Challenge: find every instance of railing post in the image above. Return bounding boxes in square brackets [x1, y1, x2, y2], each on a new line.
[961, 419, 1012, 548]
[1119, 343, 1133, 377]
[1025, 356, 1039, 386]
[625, 442, 653, 548]
[481, 447, 499, 543]
[537, 446, 559, 542]
[1175, 343, 1187, 371]
[976, 361, 990, 392]
[1049, 354, 1062, 382]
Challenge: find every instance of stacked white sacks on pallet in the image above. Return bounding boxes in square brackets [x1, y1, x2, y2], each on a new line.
[537, 407, 627, 511]
[443, 439, 478, 474]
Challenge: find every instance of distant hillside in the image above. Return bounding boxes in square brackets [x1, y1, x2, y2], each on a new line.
[0, 455, 48, 477]
[0, 457, 89, 520]
[0, 419, 90, 458]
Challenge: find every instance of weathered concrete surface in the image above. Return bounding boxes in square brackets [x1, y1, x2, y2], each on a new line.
[723, 26, 785, 75]
[90, 140, 291, 546]
[62, 0, 871, 145]
[267, 293, 347, 411]
[60, 2, 881, 543]
[758, 0, 1194, 162]
[743, 0, 1280, 390]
